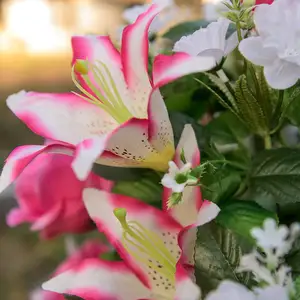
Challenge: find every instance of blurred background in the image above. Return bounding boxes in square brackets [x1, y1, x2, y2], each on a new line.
[0, 0, 223, 298]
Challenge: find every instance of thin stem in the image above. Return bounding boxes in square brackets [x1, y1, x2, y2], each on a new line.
[264, 135, 272, 150]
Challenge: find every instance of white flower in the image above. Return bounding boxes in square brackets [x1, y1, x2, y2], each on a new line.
[205, 281, 255, 300]
[173, 18, 239, 65]
[239, 0, 300, 89]
[205, 281, 289, 300]
[161, 161, 197, 193]
[251, 219, 296, 258]
[238, 252, 276, 285]
[255, 285, 290, 300]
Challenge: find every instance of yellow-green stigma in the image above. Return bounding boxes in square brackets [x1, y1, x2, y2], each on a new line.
[113, 208, 177, 283]
[72, 59, 133, 124]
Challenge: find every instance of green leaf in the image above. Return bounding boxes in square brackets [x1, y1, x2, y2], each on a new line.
[205, 111, 249, 145]
[92, 164, 146, 181]
[286, 238, 300, 278]
[163, 20, 210, 42]
[249, 148, 300, 204]
[195, 222, 251, 296]
[234, 75, 267, 136]
[286, 87, 300, 127]
[169, 112, 205, 148]
[112, 172, 162, 205]
[64, 296, 82, 300]
[201, 167, 242, 203]
[161, 75, 198, 113]
[217, 200, 277, 241]
[293, 276, 300, 299]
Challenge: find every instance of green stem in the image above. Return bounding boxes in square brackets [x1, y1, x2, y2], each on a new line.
[264, 135, 272, 149]
[236, 21, 243, 42]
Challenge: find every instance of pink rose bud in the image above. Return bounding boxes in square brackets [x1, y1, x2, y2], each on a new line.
[6, 153, 113, 239]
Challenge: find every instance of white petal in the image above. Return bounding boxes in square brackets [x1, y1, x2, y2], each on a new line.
[42, 259, 150, 300]
[206, 281, 255, 300]
[72, 136, 108, 180]
[264, 60, 300, 89]
[239, 37, 277, 66]
[224, 31, 239, 56]
[256, 285, 289, 300]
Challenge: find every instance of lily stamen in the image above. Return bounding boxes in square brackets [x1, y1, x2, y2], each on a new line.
[72, 59, 133, 124]
[114, 208, 176, 283]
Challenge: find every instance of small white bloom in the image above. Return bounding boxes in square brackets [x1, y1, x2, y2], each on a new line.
[238, 252, 276, 285]
[161, 161, 197, 193]
[251, 219, 291, 257]
[239, 0, 300, 89]
[205, 281, 255, 300]
[173, 18, 239, 65]
[205, 281, 289, 300]
[255, 285, 290, 300]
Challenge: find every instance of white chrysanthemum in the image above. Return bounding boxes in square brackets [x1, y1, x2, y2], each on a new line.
[173, 18, 239, 65]
[239, 0, 300, 89]
[161, 161, 197, 193]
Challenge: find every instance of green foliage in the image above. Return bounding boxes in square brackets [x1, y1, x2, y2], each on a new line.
[112, 172, 162, 206]
[249, 148, 300, 205]
[162, 20, 210, 42]
[201, 167, 242, 203]
[195, 222, 251, 296]
[205, 111, 249, 145]
[217, 200, 277, 241]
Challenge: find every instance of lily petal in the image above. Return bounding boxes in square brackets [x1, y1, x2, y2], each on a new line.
[175, 264, 201, 300]
[178, 200, 220, 268]
[121, 4, 161, 90]
[0, 144, 73, 194]
[83, 188, 183, 289]
[147, 90, 175, 158]
[7, 91, 117, 145]
[42, 259, 150, 300]
[163, 125, 201, 226]
[121, 5, 162, 117]
[153, 53, 216, 88]
[99, 118, 171, 171]
[72, 136, 108, 180]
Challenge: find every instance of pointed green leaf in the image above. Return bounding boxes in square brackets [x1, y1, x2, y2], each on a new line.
[195, 222, 251, 296]
[249, 148, 300, 204]
[217, 200, 277, 241]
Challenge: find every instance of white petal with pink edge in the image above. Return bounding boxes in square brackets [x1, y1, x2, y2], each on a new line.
[7, 91, 117, 145]
[147, 90, 175, 155]
[0, 144, 73, 194]
[121, 5, 161, 90]
[42, 259, 150, 300]
[72, 136, 108, 181]
[178, 200, 220, 268]
[175, 265, 201, 300]
[153, 53, 216, 89]
[163, 125, 201, 226]
[83, 188, 183, 294]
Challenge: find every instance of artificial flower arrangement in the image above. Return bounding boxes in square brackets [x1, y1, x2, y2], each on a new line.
[2, 0, 300, 299]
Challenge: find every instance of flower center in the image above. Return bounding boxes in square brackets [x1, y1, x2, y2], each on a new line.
[72, 59, 133, 124]
[114, 208, 177, 284]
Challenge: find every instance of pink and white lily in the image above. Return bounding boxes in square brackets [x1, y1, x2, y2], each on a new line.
[163, 124, 216, 274]
[1, 4, 216, 194]
[31, 240, 110, 300]
[42, 174, 220, 299]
